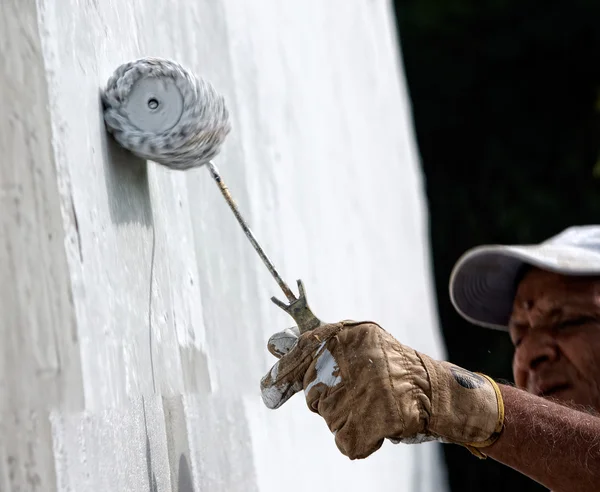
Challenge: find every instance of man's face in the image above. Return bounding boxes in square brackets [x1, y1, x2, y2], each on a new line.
[509, 267, 600, 411]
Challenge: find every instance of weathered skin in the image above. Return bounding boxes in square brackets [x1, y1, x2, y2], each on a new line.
[482, 267, 600, 491]
[509, 268, 600, 411]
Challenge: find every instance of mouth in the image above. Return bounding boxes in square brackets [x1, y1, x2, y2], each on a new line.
[537, 383, 572, 398]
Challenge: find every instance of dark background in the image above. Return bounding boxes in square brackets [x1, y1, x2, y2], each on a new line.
[392, 1, 600, 490]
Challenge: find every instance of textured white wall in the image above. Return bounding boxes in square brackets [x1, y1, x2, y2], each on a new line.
[1, 0, 448, 490]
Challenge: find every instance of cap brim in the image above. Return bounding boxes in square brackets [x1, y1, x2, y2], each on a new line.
[449, 243, 600, 331]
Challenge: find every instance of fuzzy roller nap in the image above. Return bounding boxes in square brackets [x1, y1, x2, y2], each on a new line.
[101, 57, 325, 335]
[102, 57, 230, 170]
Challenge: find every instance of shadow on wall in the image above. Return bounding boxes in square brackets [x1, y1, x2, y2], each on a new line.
[145, 432, 194, 492]
[99, 92, 153, 227]
[146, 433, 158, 492]
[178, 454, 194, 492]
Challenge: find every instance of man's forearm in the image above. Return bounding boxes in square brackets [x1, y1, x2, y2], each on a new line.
[483, 384, 600, 492]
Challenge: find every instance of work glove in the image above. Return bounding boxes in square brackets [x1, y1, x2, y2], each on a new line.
[260, 320, 504, 460]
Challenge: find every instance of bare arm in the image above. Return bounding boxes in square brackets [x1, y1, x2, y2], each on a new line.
[484, 385, 600, 492]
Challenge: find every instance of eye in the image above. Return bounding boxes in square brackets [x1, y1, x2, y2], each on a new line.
[513, 337, 523, 348]
[509, 323, 526, 347]
[556, 316, 598, 330]
[509, 332, 523, 347]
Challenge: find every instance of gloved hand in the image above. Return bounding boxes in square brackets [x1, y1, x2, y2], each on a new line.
[260, 320, 504, 460]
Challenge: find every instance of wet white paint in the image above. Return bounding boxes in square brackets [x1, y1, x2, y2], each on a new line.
[305, 345, 342, 394]
[1, 0, 448, 490]
[391, 433, 442, 445]
[268, 327, 300, 357]
[259, 362, 285, 410]
[260, 381, 286, 410]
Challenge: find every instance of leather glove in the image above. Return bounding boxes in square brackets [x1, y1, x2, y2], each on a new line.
[260, 320, 504, 460]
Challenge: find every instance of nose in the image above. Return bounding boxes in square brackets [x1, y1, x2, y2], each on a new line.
[513, 331, 559, 379]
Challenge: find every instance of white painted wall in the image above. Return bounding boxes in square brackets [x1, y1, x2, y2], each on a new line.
[1, 0, 448, 490]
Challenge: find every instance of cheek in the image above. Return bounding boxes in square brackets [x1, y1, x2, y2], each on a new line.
[560, 335, 600, 386]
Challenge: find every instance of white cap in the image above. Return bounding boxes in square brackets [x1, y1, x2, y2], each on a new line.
[449, 225, 600, 331]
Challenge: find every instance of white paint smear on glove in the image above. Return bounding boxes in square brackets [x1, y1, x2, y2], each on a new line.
[305, 343, 342, 394]
[261, 364, 284, 409]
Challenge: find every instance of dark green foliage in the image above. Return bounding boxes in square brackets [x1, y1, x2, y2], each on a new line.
[392, 1, 600, 490]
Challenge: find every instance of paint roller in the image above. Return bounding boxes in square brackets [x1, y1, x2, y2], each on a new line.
[101, 57, 323, 335]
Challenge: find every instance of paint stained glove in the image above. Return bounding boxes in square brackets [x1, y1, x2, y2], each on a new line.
[260, 320, 504, 460]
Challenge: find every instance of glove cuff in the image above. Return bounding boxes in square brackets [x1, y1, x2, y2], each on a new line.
[464, 374, 505, 458]
[419, 354, 505, 456]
